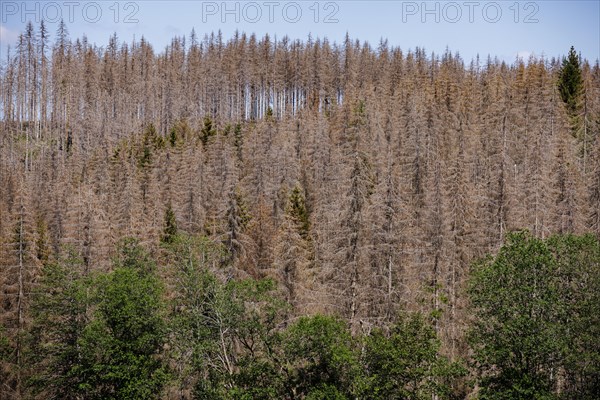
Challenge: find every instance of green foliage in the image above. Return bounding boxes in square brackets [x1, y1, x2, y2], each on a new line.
[168, 120, 191, 147]
[364, 314, 466, 399]
[469, 231, 600, 399]
[558, 46, 583, 117]
[223, 188, 252, 264]
[22, 234, 475, 400]
[163, 235, 223, 395]
[200, 116, 216, 146]
[362, 313, 466, 400]
[469, 231, 561, 399]
[281, 315, 360, 398]
[547, 234, 600, 399]
[163, 234, 285, 399]
[265, 106, 274, 121]
[233, 123, 243, 160]
[79, 239, 169, 399]
[138, 123, 164, 168]
[35, 215, 51, 266]
[218, 278, 287, 397]
[66, 130, 73, 154]
[226, 188, 252, 236]
[0, 325, 10, 362]
[287, 183, 311, 239]
[305, 384, 346, 400]
[161, 203, 178, 244]
[168, 127, 178, 147]
[234, 189, 252, 230]
[27, 249, 90, 399]
[351, 100, 367, 127]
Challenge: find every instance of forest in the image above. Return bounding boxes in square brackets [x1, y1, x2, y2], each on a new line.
[0, 20, 599, 399]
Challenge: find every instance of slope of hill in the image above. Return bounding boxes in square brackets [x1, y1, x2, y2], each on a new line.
[1, 23, 599, 398]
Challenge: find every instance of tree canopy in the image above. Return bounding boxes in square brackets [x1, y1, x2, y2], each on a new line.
[469, 231, 600, 399]
[558, 46, 584, 116]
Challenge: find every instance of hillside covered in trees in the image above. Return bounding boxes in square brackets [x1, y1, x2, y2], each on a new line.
[0, 22, 599, 399]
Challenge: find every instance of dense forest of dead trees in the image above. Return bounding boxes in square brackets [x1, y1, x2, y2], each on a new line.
[1, 21, 600, 397]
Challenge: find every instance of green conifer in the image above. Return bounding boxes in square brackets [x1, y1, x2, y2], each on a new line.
[161, 204, 178, 244]
[558, 46, 583, 117]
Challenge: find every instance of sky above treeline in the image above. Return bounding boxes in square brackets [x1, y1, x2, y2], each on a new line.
[1, 1, 599, 64]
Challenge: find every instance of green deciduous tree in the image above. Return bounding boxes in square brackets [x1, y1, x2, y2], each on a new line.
[79, 239, 169, 399]
[469, 231, 600, 399]
[362, 313, 467, 400]
[468, 231, 562, 398]
[280, 315, 361, 398]
[26, 250, 89, 399]
[547, 234, 600, 398]
[163, 234, 285, 399]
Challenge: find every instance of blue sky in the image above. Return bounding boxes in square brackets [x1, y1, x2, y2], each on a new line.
[1, 1, 599, 64]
